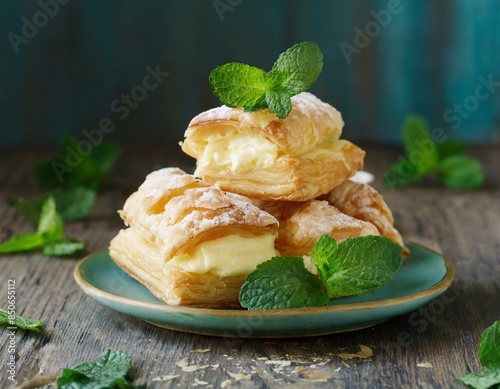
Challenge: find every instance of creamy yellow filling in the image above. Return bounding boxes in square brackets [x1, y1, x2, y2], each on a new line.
[300, 135, 345, 159]
[196, 132, 344, 175]
[167, 234, 278, 277]
[197, 133, 279, 174]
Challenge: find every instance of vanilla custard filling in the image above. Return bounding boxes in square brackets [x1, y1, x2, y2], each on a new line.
[196, 132, 344, 174]
[197, 132, 279, 174]
[301, 136, 346, 159]
[167, 234, 278, 277]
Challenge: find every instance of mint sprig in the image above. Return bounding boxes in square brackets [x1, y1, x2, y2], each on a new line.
[312, 235, 404, 298]
[34, 136, 121, 191]
[0, 308, 45, 334]
[0, 196, 84, 256]
[239, 256, 328, 310]
[7, 187, 97, 225]
[57, 350, 137, 389]
[458, 321, 500, 389]
[209, 41, 323, 118]
[239, 235, 404, 310]
[384, 115, 484, 190]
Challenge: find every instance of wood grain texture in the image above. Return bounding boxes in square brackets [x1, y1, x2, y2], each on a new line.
[0, 143, 499, 388]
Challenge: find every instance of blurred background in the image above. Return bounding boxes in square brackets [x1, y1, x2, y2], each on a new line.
[1, 0, 499, 147]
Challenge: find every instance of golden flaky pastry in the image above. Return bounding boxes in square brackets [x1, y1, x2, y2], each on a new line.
[320, 180, 410, 256]
[254, 199, 380, 258]
[181, 92, 365, 201]
[109, 168, 279, 307]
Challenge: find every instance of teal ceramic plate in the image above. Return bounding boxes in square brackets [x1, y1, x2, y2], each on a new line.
[74, 243, 454, 338]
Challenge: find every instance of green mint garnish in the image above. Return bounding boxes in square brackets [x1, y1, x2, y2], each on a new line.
[0, 308, 45, 334]
[7, 187, 97, 225]
[0, 196, 84, 257]
[239, 256, 328, 310]
[42, 238, 85, 257]
[57, 350, 137, 389]
[209, 41, 323, 118]
[384, 114, 484, 190]
[311, 235, 404, 299]
[457, 320, 500, 389]
[402, 115, 440, 175]
[34, 136, 121, 191]
[239, 235, 404, 310]
[438, 154, 485, 190]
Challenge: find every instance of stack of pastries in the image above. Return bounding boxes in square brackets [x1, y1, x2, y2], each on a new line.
[109, 92, 408, 308]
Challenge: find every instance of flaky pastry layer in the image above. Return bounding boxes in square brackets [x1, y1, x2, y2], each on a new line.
[119, 168, 279, 259]
[182, 92, 365, 201]
[109, 168, 280, 307]
[320, 180, 410, 256]
[110, 228, 245, 307]
[256, 199, 380, 257]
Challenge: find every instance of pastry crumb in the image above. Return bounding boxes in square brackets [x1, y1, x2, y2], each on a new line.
[265, 360, 291, 366]
[227, 371, 251, 381]
[299, 371, 332, 382]
[338, 345, 373, 359]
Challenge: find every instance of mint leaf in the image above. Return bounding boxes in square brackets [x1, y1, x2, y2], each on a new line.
[0, 308, 45, 334]
[478, 321, 500, 370]
[209, 63, 270, 110]
[8, 187, 97, 225]
[436, 139, 467, 160]
[37, 196, 63, 241]
[0, 232, 45, 254]
[402, 115, 439, 175]
[209, 42, 323, 118]
[239, 256, 328, 310]
[57, 349, 135, 389]
[42, 238, 85, 257]
[383, 157, 422, 189]
[385, 114, 485, 190]
[90, 142, 121, 178]
[438, 155, 484, 189]
[51, 187, 97, 221]
[310, 234, 338, 284]
[458, 369, 500, 389]
[0, 197, 85, 257]
[458, 321, 500, 389]
[318, 236, 403, 299]
[265, 90, 293, 119]
[269, 41, 323, 95]
[0, 197, 62, 254]
[35, 137, 121, 191]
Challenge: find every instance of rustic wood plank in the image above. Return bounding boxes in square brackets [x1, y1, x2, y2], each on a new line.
[0, 143, 498, 388]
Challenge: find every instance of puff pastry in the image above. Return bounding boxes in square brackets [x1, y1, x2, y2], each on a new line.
[320, 180, 409, 256]
[181, 92, 365, 201]
[254, 199, 380, 257]
[109, 168, 279, 307]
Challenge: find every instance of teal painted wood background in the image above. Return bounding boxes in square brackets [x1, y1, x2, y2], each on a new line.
[1, 0, 499, 147]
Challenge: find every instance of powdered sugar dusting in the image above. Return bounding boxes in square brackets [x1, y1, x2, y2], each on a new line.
[119, 168, 278, 259]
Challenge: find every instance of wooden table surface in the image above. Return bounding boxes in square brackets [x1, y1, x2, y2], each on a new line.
[0, 143, 499, 389]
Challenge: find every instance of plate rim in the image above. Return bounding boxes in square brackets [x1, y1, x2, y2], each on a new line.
[73, 242, 455, 318]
